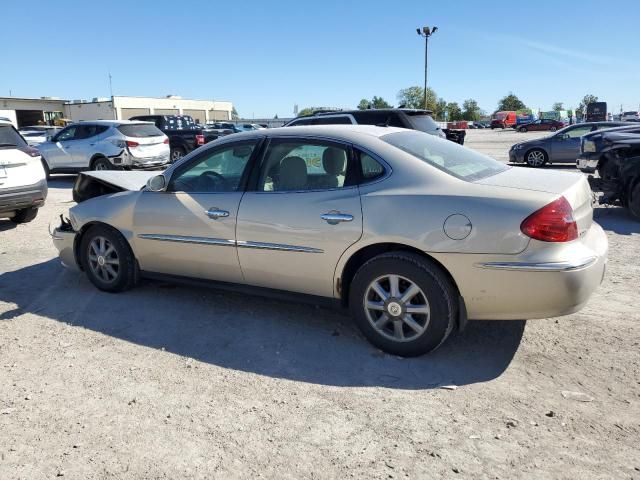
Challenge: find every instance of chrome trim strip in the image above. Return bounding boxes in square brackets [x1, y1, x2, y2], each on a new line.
[236, 240, 323, 254]
[476, 256, 598, 272]
[137, 234, 323, 253]
[138, 234, 235, 247]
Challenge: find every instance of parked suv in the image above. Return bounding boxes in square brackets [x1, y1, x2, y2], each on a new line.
[0, 119, 47, 223]
[284, 109, 449, 139]
[621, 111, 640, 122]
[37, 121, 170, 176]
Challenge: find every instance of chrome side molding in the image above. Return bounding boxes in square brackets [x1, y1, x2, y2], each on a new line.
[236, 240, 323, 254]
[138, 234, 323, 254]
[476, 256, 598, 272]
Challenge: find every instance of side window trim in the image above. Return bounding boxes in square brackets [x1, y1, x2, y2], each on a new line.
[165, 137, 264, 193]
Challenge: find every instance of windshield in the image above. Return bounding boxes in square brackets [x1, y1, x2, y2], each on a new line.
[0, 125, 28, 148]
[382, 130, 509, 181]
[117, 124, 165, 138]
[405, 113, 439, 133]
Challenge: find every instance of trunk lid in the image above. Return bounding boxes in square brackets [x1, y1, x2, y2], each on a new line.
[476, 167, 593, 234]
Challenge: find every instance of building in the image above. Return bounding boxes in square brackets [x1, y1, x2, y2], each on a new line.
[0, 96, 68, 128]
[66, 95, 233, 123]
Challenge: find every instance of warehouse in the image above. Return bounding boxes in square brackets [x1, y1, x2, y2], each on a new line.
[0, 96, 68, 128]
[66, 95, 233, 123]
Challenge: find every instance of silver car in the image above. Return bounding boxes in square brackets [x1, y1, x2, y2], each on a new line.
[51, 125, 608, 356]
[509, 122, 631, 167]
[37, 120, 170, 177]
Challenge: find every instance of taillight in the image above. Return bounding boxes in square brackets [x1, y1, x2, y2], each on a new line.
[196, 134, 205, 145]
[18, 146, 41, 157]
[520, 196, 578, 242]
[163, 138, 169, 144]
[126, 140, 139, 148]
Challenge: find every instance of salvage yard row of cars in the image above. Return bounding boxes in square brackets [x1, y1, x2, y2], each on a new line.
[3, 110, 639, 355]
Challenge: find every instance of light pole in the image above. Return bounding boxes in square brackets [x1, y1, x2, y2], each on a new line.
[416, 26, 437, 110]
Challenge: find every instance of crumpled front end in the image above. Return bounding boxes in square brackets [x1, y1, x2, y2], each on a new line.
[50, 215, 79, 271]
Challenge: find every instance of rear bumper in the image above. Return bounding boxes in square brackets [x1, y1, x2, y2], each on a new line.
[0, 179, 48, 214]
[51, 227, 80, 271]
[429, 223, 608, 320]
[577, 155, 598, 173]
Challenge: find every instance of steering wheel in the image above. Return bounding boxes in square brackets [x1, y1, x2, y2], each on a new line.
[197, 170, 228, 191]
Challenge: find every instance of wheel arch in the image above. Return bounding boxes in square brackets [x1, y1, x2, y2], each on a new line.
[73, 221, 134, 272]
[89, 153, 110, 169]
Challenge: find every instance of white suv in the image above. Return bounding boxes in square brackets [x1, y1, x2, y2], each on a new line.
[621, 111, 640, 122]
[37, 120, 170, 177]
[0, 120, 47, 223]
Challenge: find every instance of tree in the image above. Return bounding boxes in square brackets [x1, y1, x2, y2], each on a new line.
[497, 92, 526, 111]
[552, 102, 564, 112]
[371, 96, 392, 109]
[274, 114, 278, 119]
[462, 98, 482, 121]
[575, 94, 599, 119]
[397, 86, 437, 111]
[357, 99, 370, 110]
[231, 106, 239, 120]
[297, 107, 320, 117]
[446, 102, 463, 121]
[434, 98, 447, 121]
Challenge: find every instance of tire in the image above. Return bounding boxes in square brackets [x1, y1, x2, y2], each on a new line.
[349, 252, 456, 357]
[92, 157, 113, 171]
[41, 158, 50, 180]
[549, 126, 557, 132]
[170, 147, 186, 163]
[10, 207, 38, 224]
[628, 182, 640, 220]
[525, 148, 548, 167]
[519, 127, 528, 133]
[80, 224, 138, 293]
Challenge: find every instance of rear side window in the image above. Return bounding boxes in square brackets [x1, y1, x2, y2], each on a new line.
[75, 124, 108, 139]
[358, 151, 386, 181]
[117, 124, 164, 138]
[314, 116, 352, 125]
[288, 118, 315, 126]
[0, 125, 27, 148]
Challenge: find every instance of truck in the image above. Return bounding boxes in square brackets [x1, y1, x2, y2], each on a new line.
[586, 102, 607, 122]
[128, 115, 221, 162]
[490, 111, 517, 129]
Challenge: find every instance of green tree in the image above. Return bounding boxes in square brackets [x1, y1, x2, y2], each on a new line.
[497, 92, 527, 111]
[371, 96, 392, 109]
[231, 106, 239, 120]
[397, 86, 437, 111]
[357, 98, 370, 110]
[552, 102, 564, 112]
[575, 94, 599, 119]
[462, 98, 482, 121]
[297, 107, 321, 117]
[446, 102, 463, 121]
[434, 98, 447, 121]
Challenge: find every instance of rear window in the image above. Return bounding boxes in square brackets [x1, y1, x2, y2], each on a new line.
[117, 124, 165, 138]
[0, 125, 28, 148]
[404, 112, 439, 133]
[164, 116, 197, 130]
[314, 116, 352, 125]
[382, 130, 508, 182]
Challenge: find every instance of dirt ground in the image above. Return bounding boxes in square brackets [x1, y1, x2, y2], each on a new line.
[1, 129, 638, 479]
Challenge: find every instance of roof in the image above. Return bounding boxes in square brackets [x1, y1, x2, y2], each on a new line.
[219, 124, 407, 141]
[75, 120, 155, 126]
[313, 108, 433, 117]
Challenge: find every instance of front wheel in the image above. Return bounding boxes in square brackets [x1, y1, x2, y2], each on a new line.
[519, 127, 528, 133]
[10, 207, 38, 224]
[349, 252, 456, 357]
[525, 148, 547, 167]
[549, 126, 557, 132]
[80, 225, 138, 292]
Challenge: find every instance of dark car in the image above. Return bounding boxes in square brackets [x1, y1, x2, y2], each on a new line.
[284, 109, 466, 144]
[515, 119, 564, 133]
[129, 115, 220, 162]
[509, 122, 632, 167]
[576, 124, 640, 173]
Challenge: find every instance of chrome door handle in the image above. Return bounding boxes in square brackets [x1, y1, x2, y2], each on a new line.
[321, 212, 353, 225]
[206, 208, 229, 219]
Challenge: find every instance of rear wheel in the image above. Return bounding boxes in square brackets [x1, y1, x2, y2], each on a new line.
[349, 252, 456, 357]
[10, 207, 38, 224]
[92, 157, 112, 171]
[80, 225, 137, 292]
[525, 148, 547, 167]
[549, 126, 557, 132]
[170, 146, 186, 163]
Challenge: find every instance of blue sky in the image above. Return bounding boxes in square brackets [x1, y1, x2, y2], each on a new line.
[3, 0, 639, 118]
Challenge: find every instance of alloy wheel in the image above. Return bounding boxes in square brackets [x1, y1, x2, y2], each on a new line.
[363, 274, 431, 343]
[527, 150, 546, 167]
[88, 236, 120, 283]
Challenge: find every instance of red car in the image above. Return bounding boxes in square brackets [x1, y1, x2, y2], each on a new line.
[516, 119, 564, 132]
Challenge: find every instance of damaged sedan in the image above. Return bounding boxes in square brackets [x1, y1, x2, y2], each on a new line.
[52, 125, 608, 356]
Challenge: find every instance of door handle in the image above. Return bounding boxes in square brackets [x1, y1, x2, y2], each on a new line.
[206, 208, 229, 219]
[321, 212, 353, 225]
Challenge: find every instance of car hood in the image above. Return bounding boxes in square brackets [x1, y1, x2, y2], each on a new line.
[72, 170, 159, 203]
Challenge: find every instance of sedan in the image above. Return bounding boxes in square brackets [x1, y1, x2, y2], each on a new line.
[509, 122, 632, 167]
[51, 125, 608, 356]
[516, 119, 564, 133]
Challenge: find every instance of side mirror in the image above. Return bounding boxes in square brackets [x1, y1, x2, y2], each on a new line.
[146, 174, 166, 192]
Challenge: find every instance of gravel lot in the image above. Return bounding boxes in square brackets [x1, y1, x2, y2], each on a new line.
[1, 129, 639, 479]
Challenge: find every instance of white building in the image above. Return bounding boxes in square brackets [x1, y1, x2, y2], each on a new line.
[66, 95, 233, 123]
[0, 96, 68, 128]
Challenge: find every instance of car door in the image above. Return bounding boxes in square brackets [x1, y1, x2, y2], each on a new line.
[550, 125, 594, 163]
[44, 125, 78, 168]
[131, 138, 262, 282]
[71, 124, 102, 168]
[236, 137, 363, 297]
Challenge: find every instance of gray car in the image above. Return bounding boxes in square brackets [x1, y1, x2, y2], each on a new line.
[51, 125, 607, 357]
[509, 122, 631, 167]
[37, 120, 170, 177]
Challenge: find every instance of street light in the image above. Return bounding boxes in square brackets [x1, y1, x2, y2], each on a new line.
[416, 25, 438, 110]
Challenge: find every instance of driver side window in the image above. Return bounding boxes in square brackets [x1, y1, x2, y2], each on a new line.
[56, 126, 77, 141]
[168, 140, 258, 193]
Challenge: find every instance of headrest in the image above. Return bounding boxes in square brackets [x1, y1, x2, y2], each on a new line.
[322, 148, 346, 176]
[279, 156, 307, 190]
